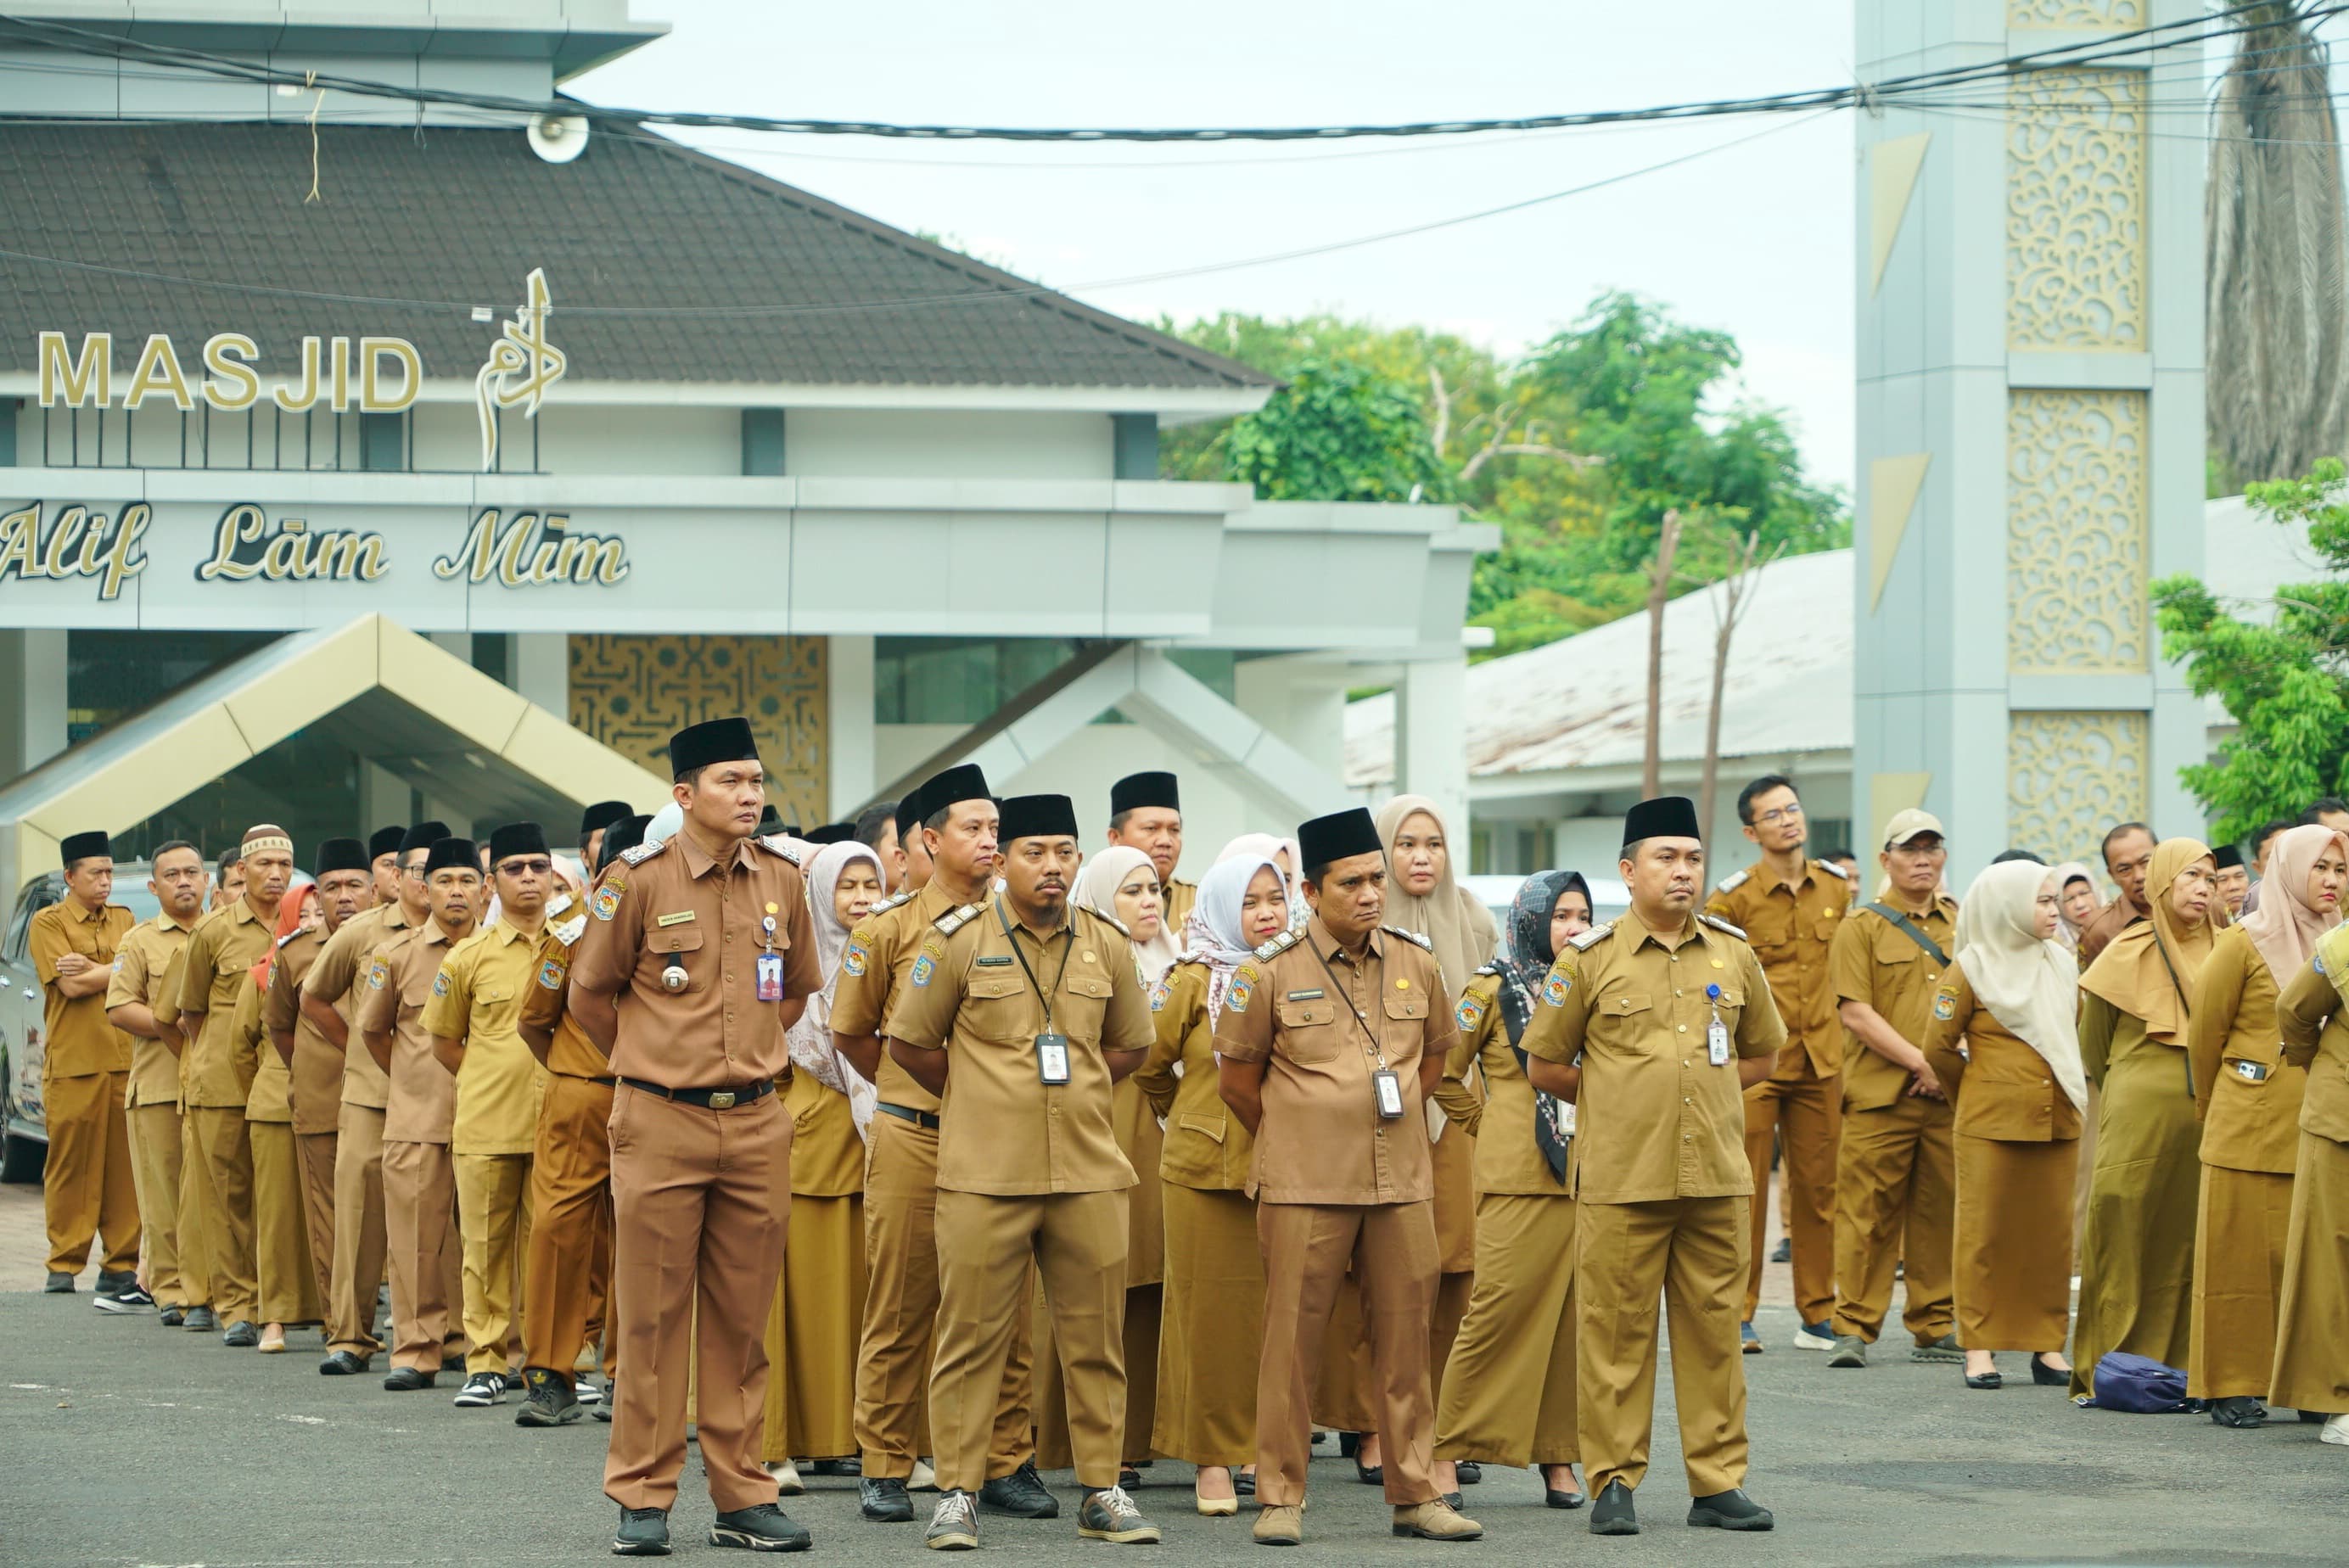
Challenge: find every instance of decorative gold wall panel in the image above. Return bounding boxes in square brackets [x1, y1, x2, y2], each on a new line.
[569, 636, 828, 826]
[2008, 1, 2142, 25]
[2007, 389, 2148, 673]
[2007, 68, 2145, 350]
[2009, 711, 2147, 865]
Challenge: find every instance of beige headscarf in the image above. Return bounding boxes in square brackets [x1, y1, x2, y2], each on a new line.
[2048, 860, 2100, 953]
[1954, 860, 2085, 1111]
[2080, 837, 2219, 1044]
[1372, 794, 1499, 993]
[1074, 845, 1181, 983]
[2235, 823, 2346, 986]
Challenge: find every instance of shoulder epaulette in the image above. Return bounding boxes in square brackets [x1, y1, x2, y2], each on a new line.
[618, 840, 665, 867]
[275, 929, 302, 949]
[1253, 928, 1300, 961]
[1569, 921, 1614, 952]
[1090, 908, 1133, 939]
[1384, 925, 1434, 950]
[1815, 858, 1850, 880]
[933, 902, 984, 936]
[1714, 870, 1749, 894]
[1473, 961, 1500, 977]
[552, 913, 587, 948]
[1699, 913, 1747, 940]
[754, 835, 801, 866]
[869, 889, 914, 916]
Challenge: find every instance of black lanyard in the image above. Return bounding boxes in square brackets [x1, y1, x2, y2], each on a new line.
[995, 900, 1077, 1031]
[1309, 942, 1389, 1071]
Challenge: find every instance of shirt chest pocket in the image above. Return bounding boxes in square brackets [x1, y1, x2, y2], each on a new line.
[1054, 971, 1114, 1039]
[474, 980, 518, 1029]
[1275, 997, 1342, 1064]
[1382, 990, 1428, 1053]
[1599, 989, 1656, 1047]
[965, 972, 1031, 1039]
[639, 927, 708, 993]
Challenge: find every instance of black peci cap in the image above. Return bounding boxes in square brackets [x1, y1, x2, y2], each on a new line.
[1623, 796, 1703, 848]
[399, 820, 452, 858]
[601, 814, 653, 867]
[579, 800, 631, 837]
[489, 821, 550, 865]
[1111, 770, 1180, 816]
[312, 837, 370, 877]
[423, 838, 480, 876]
[919, 764, 990, 822]
[59, 831, 111, 867]
[367, 826, 406, 861]
[669, 717, 760, 777]
[999, 794, 1079, 843]
[2213, 843, 2245, 871]
[1297, 809, 1382, 872]
[805, 823, 855, 846]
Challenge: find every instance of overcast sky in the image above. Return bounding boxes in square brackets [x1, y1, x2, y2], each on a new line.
[575, 3, 1871, 493]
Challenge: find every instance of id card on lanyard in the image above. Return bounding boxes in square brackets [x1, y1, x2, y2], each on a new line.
[995, 903, 1078, 1087]
[756, 906, 785, 1002]
[1705, 983, 1730, 1066]
[1310, 946, 1407, 1120]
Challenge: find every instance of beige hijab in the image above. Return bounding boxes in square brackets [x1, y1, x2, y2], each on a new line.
[1373, 794, 1499, 992]
[2235, 823, 2346, 986]
[2080, 837, 2218, 1044]
[1074, 845, 1182, 983]
[1954, 860, 2084, 1111]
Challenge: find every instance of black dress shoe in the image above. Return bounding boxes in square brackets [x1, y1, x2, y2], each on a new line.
[1688, 1488, 1774, 1531]
[1769, 1235, 1792, 1263]
[1589, 1480, 1638, 1536]
[1234, 1471, 1256, 1498]
[44, 1271, 75, 1293]
[2210, 1395, 2268, 1428]
[2301, 1408, 2333, 1424]
[1354, 1461, 1383, 1486]
[710, 1502, 811, 1552]
[978, 1459, 1058, 1518]
[614, 1506, 671, 1556]
[860, 1476, 914, 1523]
[2030, 1356, 2070, 1386]
[1965, 1370, 2003, 1390]
[221, 1319, 260, 1348]
[1455, 1461, 1482, 1486]
[1546, 1483, 1586, 1509]
[1337, 1431, 1359, 1459]
[382, 1367, 434, 1392]
[159, 1306, 186, 1327]
[318, 1350, 367, 1376]
[182, 1305, 216, 1332]
[1118, 1464, 1142, 1489]
[809, 1457, 862, 1477]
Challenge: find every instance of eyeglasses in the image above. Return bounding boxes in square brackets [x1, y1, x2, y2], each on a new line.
[1754, 804, 1803, 826]
[497, 858, 553, 876]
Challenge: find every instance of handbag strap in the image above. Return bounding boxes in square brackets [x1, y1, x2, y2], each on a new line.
[1862, 901, 1949, 966]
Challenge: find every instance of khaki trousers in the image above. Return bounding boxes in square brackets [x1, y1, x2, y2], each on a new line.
[41, 1069, 139, 1277]
[851, 1112, 1034, 1480]
[250, 1123, 324, 1325]
[1578, 1195, 1750, 1497]
[1742, 1065, 1840, 1322]
[523, 1074, 617, 1382]
[1435, 1192, 1579, 1466]
[294, 1128, 339, 1310]
[456, 1151, 533, 1375]
[603, 1086, 791, 1515]
[1256, 1199, 1438, 1509]
[184, 1105, 259, 1321]
[381, 1138, 463, 1373]
[930, 1187, 1127, 1493]
[325, 1102, 389, 1357]
[128, 1100, 199, 1305]
[1831, 1095, 1956, 1344]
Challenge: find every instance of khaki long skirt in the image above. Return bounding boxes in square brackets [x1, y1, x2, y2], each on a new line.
[2188, 1164, 2294, 1400]
[1433, 1193, 1578, 1466]
[2268, 1131, 2349, 1414]
[250, 1122, 324, 1328]
[1953, 1132, 2076, 1352]
[760, 1193, 866, 1462]
[2068, 1040, 2200, 1397]
[1151, 1183, 1263, 1467]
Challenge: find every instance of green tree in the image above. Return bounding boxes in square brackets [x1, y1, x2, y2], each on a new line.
[1209, 358, 1451, 504]
[2152, 457, 2349, 842]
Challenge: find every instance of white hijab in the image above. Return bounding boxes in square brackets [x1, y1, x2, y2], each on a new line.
[788, 841, 882, 1138]
[1954, 860, 2085, 1112]
[1074, 845, 1182, 983]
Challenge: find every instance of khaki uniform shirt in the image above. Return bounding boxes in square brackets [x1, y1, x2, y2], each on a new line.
[356, 922, 466, 1145]
[106, 911, 196, 1106]
[1134, 960, 1254, 1192]
[1921, 965, 2081, 1143]
[1211, 918, 1455, 1207]
[29, 899, 135, 1079]
[830, 882, 957, 1113]
[2189, 926, 2306, 1174]
[1520, 910, 1786, 1205]
[1827, 895, 1959, 1112]
[300, 901, 412, 1110]
[2279, 960, 2349, 1145]
[1437, 970, 1570, 1198]
[517, 910, 611, 1082]
[421, 918, 551, 1156]
[569, 834, 820, 1090]
[1705, 857, 1849, 1078]
[885, 896, 1150, 1196]
[263, 926, 343, 1135]
[1162, 876, 1197, 933]
[238, 973, 293, 1124]
[176, 897, 277, 1109]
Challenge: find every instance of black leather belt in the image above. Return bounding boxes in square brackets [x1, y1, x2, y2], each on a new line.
[619, 1077, 776, 1110]
[875, 1101, 941, 1130]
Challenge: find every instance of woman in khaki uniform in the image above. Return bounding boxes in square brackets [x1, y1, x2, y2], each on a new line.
[1134, 849, 1290, 1516]
[238, 886, 326, 1352]
[2270, 921, 2349, 1442]
[1432, 870, 1589, 1505]
[2185, 824, 2346, 1425]
[1921, 861, 2082, 1390]
[762, 841, 886, 1482]
[2071, 838, 2219, 1397]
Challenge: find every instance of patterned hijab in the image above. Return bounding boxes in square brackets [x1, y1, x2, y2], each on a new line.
[788, 841, 884, 1135]
[1495, 871, 1589, 1046]
[1179, 854, 1285, 1025]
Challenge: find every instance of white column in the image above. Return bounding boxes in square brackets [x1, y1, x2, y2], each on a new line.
[511, 633, 568, 715]
[827, 634, 876, 818]
[1393, 655, 1470, 839]
[0, 630, 67, 782]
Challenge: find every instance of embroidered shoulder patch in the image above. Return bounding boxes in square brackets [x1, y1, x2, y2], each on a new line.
[843, 931, 871, 977]
[537, 956, 566, 991]
[1148, 976, 1170, 1012]
[431, 970, 451, 998]
[1568, 922, 1613, 952]
[1541, 966, 1573, 1007]
[591, 882, 624, 922]
[1383, 925, 1433, 950]
[367, 954, 390, 990]
[910, 939, 941, 988]
[1456, 991, 1488, 1030]
[1932, 988, 1956, 1021]
[1227, 962, 1259, 1014]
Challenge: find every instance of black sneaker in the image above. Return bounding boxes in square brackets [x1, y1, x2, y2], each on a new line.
[182, 1306, 216, 1332]
[924, 1491, 979, 1551]
[710, 1503, 811, 1552]
[861, 1476, 915, 1523]
[44, 1271, 74, 1293]
[382, 1367, 434, 1392]
[159, 1305, 186, 1327]
[221, 1319, 260, 1348]
[1687, 1488, 1774, 1531]
[614, 1507, 671, 1556]
[2210, 1395, 2268, 1428]
[453, 1370, 508, 1408]
[515, 1369, 580, 1426]
[1589, 1479, 1639, 1536]
[94, 1282, 157, 1314]
[593, 1381, 615, 1422]
[978, 1459, 1058, 1518]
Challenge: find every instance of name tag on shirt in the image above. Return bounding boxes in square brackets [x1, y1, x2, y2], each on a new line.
[1707, 1016, 1730, 1067]
[975, 955, 1016, 966]
[655, 910, 696, 928]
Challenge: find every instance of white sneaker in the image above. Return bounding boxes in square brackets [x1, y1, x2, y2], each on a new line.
[765, 1459, 804, 1495]
[2322, 1414, 2349, 1447]
[910, 1458, 940, 1492]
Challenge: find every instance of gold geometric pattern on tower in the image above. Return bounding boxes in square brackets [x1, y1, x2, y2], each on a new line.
[2007, 710, 2147, 866]
[2006, 67, 2145, 350]
[2006, 389, 2148, 674]
[569, 635, 829, 826]
[2007, 1, 2143, 28]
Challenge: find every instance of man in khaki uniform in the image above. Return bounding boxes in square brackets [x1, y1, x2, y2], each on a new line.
[106, 840, 211, 1320]
[175, 824, 296, 1347]
[569, 718, 820, 1556]
[887, 792, 1162, 1550]
[306, 820, 443, 1375]
[31, 831, 140, 1300]
[367, 826, 405, 909]
[1523, 796, 1781, 1537]
[577, 801, 631, 876]
[1107, 771, 1194, 929]
[1822, 808, 1959, 1368]
[834, 767, 1051, 1524]
[1704, 774, 1849, 1352]
[268, 838, 374, 1313]
[1215, 806, 1481, 1548]
[358, 837, 479, 1390]
[425, 821, 557, 1408]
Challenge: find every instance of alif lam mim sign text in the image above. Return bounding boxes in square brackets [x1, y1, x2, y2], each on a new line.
[0, 501, 629, 600]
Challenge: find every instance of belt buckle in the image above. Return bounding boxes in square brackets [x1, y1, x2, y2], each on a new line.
[709, 1090, 737, 1110]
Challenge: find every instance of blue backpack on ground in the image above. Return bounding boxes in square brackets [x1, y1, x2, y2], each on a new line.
[2076, 1351, 2194, 1412]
